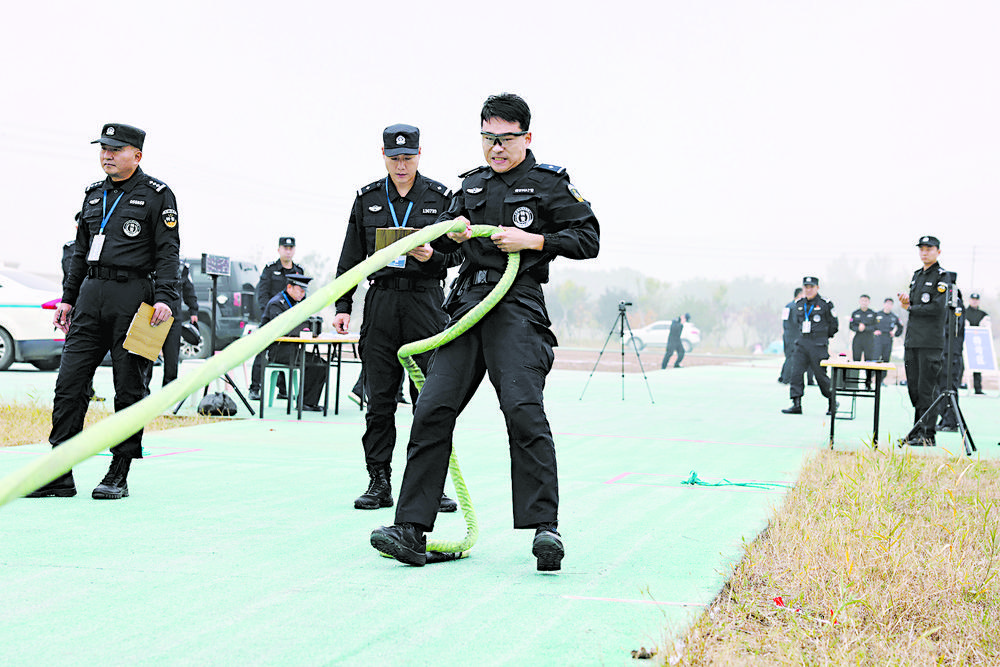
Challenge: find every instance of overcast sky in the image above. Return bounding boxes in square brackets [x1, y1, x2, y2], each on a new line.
[2, 1, 998, 296]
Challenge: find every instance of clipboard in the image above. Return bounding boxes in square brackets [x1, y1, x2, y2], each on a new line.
[375, 227, 418, 251]
[123, 302, 173, 361]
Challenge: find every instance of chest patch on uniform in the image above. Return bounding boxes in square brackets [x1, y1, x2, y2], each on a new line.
[123, 220, 142, 237]
[512, 206, 534, 228]
[514, 188, 534, 194]
[813, 315, 821, 322]
[568, 183, 585, 202]
[129, 199, 145, 206]
[89, 198, 101, 205]
[921, 293, 931, 303]
[466, 187, 483, 194]
[162, 208, 178, 228]
[368, 205, 383, 212]
[422, 208, 438, 214]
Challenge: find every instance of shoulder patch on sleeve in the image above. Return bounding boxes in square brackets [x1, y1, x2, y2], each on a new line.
[534, 163, 566, 175]
[85, 180, 104, 193]
[459, 166, 488, 179]
[358, 179, 384, 197]
[567, 183, 585, 202]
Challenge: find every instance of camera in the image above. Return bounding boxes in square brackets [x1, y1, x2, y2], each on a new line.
[618, 300, 632, 311]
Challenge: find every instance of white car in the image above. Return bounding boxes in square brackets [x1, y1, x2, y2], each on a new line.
[0, 268, 64, 370]
[625, 320, 701, 353]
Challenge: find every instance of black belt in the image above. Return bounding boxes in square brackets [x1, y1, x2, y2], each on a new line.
[371, 276, 443, 292]
[86, 266, 152, 282]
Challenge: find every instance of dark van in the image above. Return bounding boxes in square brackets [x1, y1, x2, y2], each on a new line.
[180, 257, 259, 359]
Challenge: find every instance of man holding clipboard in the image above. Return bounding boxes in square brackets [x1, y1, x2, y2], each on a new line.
[28, 123, 180, 500]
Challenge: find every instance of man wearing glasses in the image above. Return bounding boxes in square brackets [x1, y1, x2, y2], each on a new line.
[370, 93, 601, 571]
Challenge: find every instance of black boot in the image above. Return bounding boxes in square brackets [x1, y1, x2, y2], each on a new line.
[354, 463, 393, 509]
[26, 471, 77, 498]
[532, 523, 564, 572]
[826, 400, 839, 416]
[439, 494, 458, 513]
[781, 397, 802, 414]
[370, 522, 427, 566]
[92, 455, 131, 500]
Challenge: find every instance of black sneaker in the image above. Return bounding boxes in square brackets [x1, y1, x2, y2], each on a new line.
[532, 524, 564, 572]
[25, 471, 77, 498]
[92, 456, 131, 500]
[370, 523, 427, 566]
[248, 388, 261, 401]
[438, 494, 458, 513]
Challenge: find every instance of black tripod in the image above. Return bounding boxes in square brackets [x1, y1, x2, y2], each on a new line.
[899, 275, 974, 455]
[174, 273, 255, 415]
[580, 301, 654, 403]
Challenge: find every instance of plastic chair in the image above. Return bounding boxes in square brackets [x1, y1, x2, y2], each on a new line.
[258, 364, 299, 418]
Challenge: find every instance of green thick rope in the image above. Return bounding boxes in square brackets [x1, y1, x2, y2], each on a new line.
[681, 470, 790, 490]
[396, 225, 519, 558]
[0, 219, 467, 508]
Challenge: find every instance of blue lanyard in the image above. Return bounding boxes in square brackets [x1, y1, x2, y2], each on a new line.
[101, 190, 124, 234]
[385, 179, 412, 228]
[282, 293, 294, 309]
[804, 303, 815, 320]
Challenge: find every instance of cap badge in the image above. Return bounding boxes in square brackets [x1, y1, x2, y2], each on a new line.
[396, 135, 406, 145]
[106, 127, 115, 135]
[921, 236, 928, 243]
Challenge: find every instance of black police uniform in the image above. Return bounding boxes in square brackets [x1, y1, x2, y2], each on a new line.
[52, 166, 180, 459]
[873, 309, 903, 362]
[334, 172, 455, 472]
[393, 150, 600, 533]
[964, 303, 988, 393]
[903, 261, 949, 440]
[937, 291, 965, 430]
[661, 317, 684, 369]
[849, 306, 878, 386]
[161, 263, 199, 386]
[250, 255, 305, 393]
[788, 293, 839, 403]
[261, 290, 326, 407]
[779, 298, 798, 383]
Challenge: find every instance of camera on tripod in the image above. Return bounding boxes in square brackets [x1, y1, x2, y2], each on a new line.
[618, 300, 632, 311]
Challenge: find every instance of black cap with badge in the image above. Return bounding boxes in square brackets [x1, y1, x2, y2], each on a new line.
[383, 123, 420, 156]
[970, 292, 981, 299]
[802, 276, 819, 286]
[91, 123, 145, 150]
[286, 274, 313, 289]
[279, 236, 295, 247]
[916, 235, 940, 248]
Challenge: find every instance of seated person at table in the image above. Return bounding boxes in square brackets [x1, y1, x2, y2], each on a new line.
[260, 274, 326, 411]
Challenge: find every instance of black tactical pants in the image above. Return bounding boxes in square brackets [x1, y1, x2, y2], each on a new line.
[395, 296, 558, 532]
[789, 342, 832, 401]
[904, 347, 942, 438]
[161, 317, 182, 386]
[875, 335, 893, 362]
[358, 284, 447, 467]
[50, 277, 154, 458]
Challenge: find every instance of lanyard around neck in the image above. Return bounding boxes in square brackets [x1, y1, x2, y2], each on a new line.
[385, 178, 412, 228]
[100, 190, 124, 234]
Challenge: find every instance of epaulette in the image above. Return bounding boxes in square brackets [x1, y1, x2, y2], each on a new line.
[147, 177, 167, 193]
[425, 178, 452, 198]
[534, 163, 566, 175]
[85, 180, 103, 193]
[358, 178, 385, 197]
[459, 166, 489, 179]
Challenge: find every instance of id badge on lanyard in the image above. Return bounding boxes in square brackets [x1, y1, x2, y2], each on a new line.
[89, 190, 124, 264]
[385, 179, 412, 269]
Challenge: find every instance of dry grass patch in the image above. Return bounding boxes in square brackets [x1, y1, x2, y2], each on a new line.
[0, 399, 223, 448]
[666, 447, 1000, 665]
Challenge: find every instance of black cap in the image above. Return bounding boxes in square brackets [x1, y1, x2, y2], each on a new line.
[279, 236, 295, 247]
[970, 292, 981, 299]
[916, 235, 940, 248]
[860, 294, 870, 299]
[803, 276, 819, 286]
[91, 123, 145, 150]
[286, 274, 312, 288]
[179, 321, 202, 345]
[383, 123, 420, 156]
